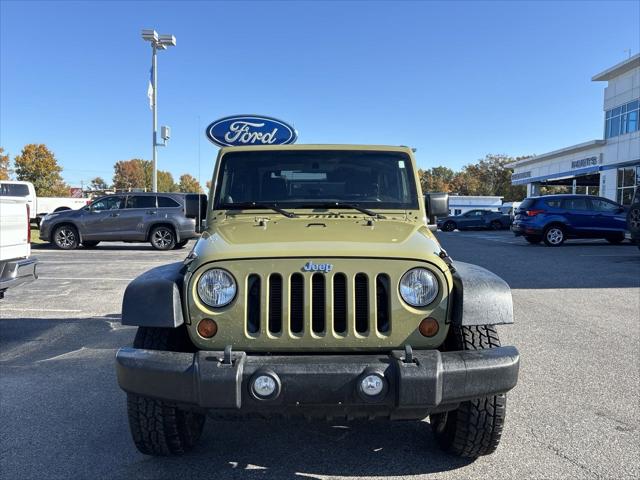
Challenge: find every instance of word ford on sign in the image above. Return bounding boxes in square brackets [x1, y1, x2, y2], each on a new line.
[206, 115, 297, 147]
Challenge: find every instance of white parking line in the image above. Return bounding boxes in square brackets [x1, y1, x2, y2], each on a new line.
[38, 277, 132, 281]
[0, 308, 82, 313]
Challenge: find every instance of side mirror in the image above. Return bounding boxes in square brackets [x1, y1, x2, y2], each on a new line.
[424, 193, 449, 223]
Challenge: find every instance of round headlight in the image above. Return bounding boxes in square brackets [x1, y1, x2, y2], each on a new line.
[197, 269, 237, 307]
[399, 268, 439, 307]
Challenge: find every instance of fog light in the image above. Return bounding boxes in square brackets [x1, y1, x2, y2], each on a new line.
[360, 374, 384, 397]
[419, 317, 439, 337]
[197, 318, 218, 338]
[252, 375, 277, 399]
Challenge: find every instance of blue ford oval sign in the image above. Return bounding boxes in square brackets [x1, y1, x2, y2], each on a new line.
[205, 115, 297, 147]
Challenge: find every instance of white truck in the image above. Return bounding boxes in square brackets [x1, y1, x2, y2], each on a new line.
[0, 180, 90, 224]
[0, 196, 37, 298]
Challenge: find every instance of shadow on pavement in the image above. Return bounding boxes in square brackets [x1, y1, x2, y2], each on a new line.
[123, 419, 473, 479]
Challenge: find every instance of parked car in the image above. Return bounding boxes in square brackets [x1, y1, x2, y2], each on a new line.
[39, 192, 206, 251]
[0, 180, 90, 224]
[437, 209, 511, 231]
[511, 194, 627, 246]
[0, 196, 37, 298]
[627, 186, 640, 250]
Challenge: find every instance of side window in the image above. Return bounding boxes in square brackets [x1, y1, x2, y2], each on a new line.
[544, 199, 562, 208]
[126, 196, 156, 209]
[561, 198, 589, 210]
[0, 183, 30, 197]
[91, 196, 123, 211]
[590, 198, 620, 212]
[157, 196, 181, 208]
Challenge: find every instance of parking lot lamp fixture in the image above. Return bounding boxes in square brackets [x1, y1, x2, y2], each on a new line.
[141, 29, 176, 192]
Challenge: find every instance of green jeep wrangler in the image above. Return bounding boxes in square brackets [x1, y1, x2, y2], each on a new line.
[115, 145, 520, 458]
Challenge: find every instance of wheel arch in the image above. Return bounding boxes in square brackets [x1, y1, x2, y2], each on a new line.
[51, 221, 84, 242]
[146, 221, 180, 242]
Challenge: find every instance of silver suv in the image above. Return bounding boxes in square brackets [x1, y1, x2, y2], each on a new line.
[39, 193, 205, 250]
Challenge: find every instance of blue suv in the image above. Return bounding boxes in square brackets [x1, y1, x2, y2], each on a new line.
[512, 195, 627, 246]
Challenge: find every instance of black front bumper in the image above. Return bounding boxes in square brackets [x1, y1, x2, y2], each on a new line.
[116, 346, 519, 419]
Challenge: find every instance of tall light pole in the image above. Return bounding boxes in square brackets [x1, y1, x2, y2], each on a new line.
[141, 29, 176, 192]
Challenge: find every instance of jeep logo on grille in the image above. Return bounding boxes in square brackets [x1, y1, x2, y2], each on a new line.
[302, 261, 333, 273]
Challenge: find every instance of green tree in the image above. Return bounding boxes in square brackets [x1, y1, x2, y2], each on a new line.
[90, 176, 109, 190]
[0, 147, 10, 180]
[453, 154, 528, 201]
[418, 166, 457, 193]
[178, 174, 203, 193]
[157, 170, 178, 192]
[14, 144, 69, 196]
[113, 159, 147, 190]
[113, 159, 177, 192]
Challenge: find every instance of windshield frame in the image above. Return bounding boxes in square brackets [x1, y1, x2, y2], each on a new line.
[211, 148, 420, 212]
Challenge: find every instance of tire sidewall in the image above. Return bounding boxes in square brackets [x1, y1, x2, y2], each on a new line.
[53, 225, 79, 250]
[150, 226, 176, 250]
[443, 222, 456, 232]
[543, 225, 565, 247]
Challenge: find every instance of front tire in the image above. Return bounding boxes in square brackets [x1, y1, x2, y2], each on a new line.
[442, 221, 456, 232]
[543, 225, 565, 247]
[127, 327, 204, 456]
[150, 226, 176, 250]
[431, 325, 507, 458]
[490, 220, 502, 230]
[52, 224, 79, 250]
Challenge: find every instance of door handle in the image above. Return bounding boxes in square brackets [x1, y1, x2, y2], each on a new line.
[147, 210, 157, 215]
[110, 213, 120, 217]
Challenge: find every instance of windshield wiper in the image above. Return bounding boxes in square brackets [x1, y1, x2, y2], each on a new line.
[298, 202, 385, 219]
[222, 202, 297, 218]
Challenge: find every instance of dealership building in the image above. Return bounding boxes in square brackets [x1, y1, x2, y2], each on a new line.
[508, 54, 640, 205]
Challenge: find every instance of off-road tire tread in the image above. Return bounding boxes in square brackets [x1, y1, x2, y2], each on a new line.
[432, 325, 507, 458]
[127, 327, 203, 456]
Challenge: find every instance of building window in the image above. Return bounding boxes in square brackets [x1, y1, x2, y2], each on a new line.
[617, 166, 639, 205]
[605, 99, 640, 139]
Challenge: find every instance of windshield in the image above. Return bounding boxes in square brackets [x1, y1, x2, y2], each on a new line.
[214, 150, 418, 210]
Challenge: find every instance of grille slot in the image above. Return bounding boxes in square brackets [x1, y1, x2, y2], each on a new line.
[268, 274, 282, 334]
[246, 274, 261, 334]
[376, 274, 391, 333]
[333, 273, 347, 334]
[290, 273, 304, 334]
[354, 273, 369, 334]
[312, 274, 326, 334]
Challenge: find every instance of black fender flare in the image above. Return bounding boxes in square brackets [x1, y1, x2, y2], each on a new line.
[122, 262, 186, 328]
[450, 261, 513, 326]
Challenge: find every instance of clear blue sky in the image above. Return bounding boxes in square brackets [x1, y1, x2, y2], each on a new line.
[1, 0, 638, 188]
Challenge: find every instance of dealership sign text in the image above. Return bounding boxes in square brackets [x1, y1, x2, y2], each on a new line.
[206, 115, 297, 147]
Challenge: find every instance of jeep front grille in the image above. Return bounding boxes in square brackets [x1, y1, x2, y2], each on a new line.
[189, 258, 450, 352]
[243, 271, 393, 337]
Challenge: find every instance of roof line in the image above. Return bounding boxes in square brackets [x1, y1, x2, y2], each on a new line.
[592, 53, 640, 81]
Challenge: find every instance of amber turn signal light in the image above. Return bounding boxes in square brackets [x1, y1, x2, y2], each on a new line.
[197, 318, 218, 338]
[418, 318, 439, 337]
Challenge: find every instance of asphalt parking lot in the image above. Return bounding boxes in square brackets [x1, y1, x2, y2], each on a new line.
[1, 232, 639, 480]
